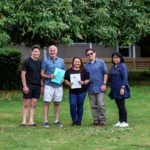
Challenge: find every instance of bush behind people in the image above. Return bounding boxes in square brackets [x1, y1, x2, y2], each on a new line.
[0, 47, 22, 90]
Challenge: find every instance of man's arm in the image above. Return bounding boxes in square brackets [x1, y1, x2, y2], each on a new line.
[40, 77, 44, 86]
[101, 74, 108, 92]
[103, 74, 108, 85]
[40, 77, 44, 94]
[41, 70, 51, 79]
[62, 59, 66, 70]
[21, 71, 29, 94]
[41, 70, 56, 79]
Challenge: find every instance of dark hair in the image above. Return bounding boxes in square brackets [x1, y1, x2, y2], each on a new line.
[111, 52, 124, 64]
[72, 57, 84, 72]
[31, 45, 41, 51]
[85, 48, 95, 56]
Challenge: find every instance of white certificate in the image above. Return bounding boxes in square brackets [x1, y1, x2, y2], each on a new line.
[70, 73, 81, 89]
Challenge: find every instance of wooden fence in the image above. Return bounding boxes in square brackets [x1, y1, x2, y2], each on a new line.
[64, 58, 150, 70]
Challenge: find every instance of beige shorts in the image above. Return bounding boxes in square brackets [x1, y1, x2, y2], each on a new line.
[44, 85, 63, 102]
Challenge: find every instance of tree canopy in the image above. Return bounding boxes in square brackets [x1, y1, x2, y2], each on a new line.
[0, 0, 150, 47]
[0, 0, 83, 47]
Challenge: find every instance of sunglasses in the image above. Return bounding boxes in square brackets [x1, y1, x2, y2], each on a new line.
[87, 53, 93, 56]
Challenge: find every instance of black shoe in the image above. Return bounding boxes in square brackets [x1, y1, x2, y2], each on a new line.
[71, 122, 76, 126]
[28, 124, 39, 127]
[76, 121, 81, 126]
[20, 124, 26, 127]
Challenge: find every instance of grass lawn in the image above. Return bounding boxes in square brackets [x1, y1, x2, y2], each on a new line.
[0, 83, 150, 150]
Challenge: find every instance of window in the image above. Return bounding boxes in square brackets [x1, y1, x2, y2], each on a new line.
[119, 46, 131, 57]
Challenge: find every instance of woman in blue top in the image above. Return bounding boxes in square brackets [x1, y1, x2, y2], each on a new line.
[109, 52, 130, 127]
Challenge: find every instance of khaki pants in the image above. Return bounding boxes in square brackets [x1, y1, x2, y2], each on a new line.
[88, 93, 106, 124]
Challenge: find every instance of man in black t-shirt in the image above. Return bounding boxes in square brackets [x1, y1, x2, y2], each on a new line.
[20, 45, 43, 127]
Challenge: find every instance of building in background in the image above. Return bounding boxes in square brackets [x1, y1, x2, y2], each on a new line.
[8, 43, 141, 60]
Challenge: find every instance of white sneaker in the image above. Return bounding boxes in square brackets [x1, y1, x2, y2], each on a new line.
[119, 122, 128, 127]
[114, 122, 121, 127]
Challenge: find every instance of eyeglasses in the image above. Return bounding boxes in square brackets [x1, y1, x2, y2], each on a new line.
[87, 53, 93, 56]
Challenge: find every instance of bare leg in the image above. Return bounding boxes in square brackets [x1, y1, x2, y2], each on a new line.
[28, 98, 37, 125]
[21, 99, 30, 124]
[54, 102, 60, 122]
[43, 101, 50, 122]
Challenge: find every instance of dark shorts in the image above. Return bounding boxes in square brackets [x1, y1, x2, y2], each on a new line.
[23, 86, 41, 99]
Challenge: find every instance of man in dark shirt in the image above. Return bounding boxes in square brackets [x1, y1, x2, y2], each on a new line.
[20, 45, 42, 127]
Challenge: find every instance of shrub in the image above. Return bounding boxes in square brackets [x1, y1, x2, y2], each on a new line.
[0, 47, 22, 90]
[107, 69, 150, 85]
[128, 69, 150, 82]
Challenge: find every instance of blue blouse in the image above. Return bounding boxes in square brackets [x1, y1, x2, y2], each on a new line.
[108, 63, 130, 99]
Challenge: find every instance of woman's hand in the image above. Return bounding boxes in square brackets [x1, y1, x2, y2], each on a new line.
[120, 88, 124, 95]
[78, 80, 84, 85]
[69, 82, 73, 87]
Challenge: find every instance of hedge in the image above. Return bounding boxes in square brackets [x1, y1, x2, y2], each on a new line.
[128, 69, 150, 82]
[0, 47, 22, 90]
[107, 69, 150, 84]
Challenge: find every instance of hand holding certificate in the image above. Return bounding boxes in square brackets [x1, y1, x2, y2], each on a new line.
[70, 73, 81, 89]
[51, 68, 65, 84]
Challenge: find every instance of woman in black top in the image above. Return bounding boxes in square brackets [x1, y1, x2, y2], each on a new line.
[64, 57, 89, 126]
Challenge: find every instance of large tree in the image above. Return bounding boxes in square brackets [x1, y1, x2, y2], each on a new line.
[80, 0, 150, 47]
[0, 0, 84, 47]
[0, 0, 150, 48]
[109, 0, 150, 47]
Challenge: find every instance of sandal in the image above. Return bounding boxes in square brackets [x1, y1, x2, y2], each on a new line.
[20, 124, 26, 127]
[28, 124, 39, 127]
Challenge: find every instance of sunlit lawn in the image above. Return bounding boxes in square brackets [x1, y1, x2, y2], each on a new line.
[0, 83, 150, 150]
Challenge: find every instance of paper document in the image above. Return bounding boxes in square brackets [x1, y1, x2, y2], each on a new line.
[51, 68, 65, 84]
[70, 73, 81, 89]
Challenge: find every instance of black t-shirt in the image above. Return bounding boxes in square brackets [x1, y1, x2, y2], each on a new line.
[64, 68, 89, 94]
[22, 57, 41, 87]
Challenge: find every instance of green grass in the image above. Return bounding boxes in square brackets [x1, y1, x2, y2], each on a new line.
[0, 84, 150, 150]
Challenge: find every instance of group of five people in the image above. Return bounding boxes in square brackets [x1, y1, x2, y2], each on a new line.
[20, 45, 130, 128]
